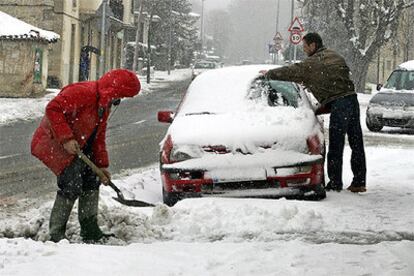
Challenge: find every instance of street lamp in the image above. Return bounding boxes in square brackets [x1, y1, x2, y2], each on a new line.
[146, 15, 161, 84]
[200, 0, 206, 56]
[167, 0, 173, 75]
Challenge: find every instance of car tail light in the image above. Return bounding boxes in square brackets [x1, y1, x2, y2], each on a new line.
[161, 135, 173, 163]
[307, 135, 323, 155]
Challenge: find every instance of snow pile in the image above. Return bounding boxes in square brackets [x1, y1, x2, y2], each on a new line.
[0, 89, 58, 125]
[0, 11, 59, 42]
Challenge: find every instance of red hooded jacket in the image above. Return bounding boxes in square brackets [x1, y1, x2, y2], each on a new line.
[31, 69, 141, 175]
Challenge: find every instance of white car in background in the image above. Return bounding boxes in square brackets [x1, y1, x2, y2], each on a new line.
[158, 65, 326, 206]
[367, 60, 414, 131]
[191, 60, 217, 80]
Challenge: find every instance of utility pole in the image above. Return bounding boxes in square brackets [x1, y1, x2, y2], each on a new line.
[167, 0, 173, 75]
[275, 0, 280, 64]
[99, 0, 108, 77]
[147, 13, 154, 84]
[133, 0, 145, 73]
[289, 0, 294, 62]
[200, 0, 205, 57]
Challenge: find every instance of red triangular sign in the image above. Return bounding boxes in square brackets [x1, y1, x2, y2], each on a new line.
[288, 16, 304, 32]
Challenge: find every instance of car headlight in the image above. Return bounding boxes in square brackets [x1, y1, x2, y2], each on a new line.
[170, 145, 203, 162]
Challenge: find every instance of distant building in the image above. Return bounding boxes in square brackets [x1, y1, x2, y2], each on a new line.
[0, 11, 59, 97]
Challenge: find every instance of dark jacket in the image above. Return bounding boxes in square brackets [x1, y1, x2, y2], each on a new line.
[266, 47, 355, 106]
[31, 69, 140, 175]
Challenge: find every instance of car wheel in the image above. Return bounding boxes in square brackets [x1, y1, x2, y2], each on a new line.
[162, 187, 182, 206]
[366, 116, 383, 132]
[303, 184, 326, 201]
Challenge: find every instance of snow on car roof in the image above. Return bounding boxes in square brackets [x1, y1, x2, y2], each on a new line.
[166, 65, 323, 153]
[0, 11, 59, 42]
[180, 65, 277, 115]
[398, 60, 414, 71]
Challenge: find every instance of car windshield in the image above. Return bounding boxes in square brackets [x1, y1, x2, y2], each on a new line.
[384, 70, 414, 90]
[247, 78, 300, 107]
[194, 62, 216, 69]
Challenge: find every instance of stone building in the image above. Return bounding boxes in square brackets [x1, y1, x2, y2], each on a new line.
[0, 11, 59, 97]
[0, 0, 136, 87]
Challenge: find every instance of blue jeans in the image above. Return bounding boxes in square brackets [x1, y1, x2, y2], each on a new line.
[327, 94, 366, 188]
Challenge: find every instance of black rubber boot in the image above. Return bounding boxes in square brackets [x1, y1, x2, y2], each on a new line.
[78, 190, 105, 243]
[49, 193, 75, 242]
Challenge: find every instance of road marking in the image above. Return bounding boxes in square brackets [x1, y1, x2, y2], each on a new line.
[133, 120, 146, 125]
[0, 153, 22, 160]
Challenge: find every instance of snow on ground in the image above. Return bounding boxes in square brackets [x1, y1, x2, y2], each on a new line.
[0, 69, 191, 125]
[1, 78, 414, 275]
[1, 145, 413, 275]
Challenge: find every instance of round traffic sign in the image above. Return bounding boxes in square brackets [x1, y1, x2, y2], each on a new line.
[290, 32, 302, 45]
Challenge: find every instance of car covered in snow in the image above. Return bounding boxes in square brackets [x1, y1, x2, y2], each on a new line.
[366, 60, 414, 132]
[191, 60, 217, 80]
[157, 65, 326, 206]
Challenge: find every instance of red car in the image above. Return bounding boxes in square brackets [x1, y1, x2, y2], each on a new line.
[158, 65, 326, 206]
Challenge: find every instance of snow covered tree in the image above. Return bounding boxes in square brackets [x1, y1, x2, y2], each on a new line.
[301, 0, 414, 92]
[150, 0, 198, 69]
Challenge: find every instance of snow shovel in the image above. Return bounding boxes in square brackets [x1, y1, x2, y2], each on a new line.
[77, 150, 154, 207]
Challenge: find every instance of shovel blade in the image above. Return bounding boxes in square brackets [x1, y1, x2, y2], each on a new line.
[112, 196, 155, 207]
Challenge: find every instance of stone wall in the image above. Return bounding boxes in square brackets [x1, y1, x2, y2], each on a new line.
[0, 40, 47, 97]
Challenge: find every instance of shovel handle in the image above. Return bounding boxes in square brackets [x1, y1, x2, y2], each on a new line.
[76, 150, 107, 181]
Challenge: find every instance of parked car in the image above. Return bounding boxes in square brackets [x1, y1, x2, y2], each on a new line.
[366, 60, 414, 132]
[158, 65, 326, 206]
[191, 61, 217, 80]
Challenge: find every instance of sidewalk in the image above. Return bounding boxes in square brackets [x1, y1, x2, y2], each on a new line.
[0, 69, 191, 125]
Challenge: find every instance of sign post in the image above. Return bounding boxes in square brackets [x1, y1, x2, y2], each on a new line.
[288, 16, 304, 63]
[273, 32, 283, 64]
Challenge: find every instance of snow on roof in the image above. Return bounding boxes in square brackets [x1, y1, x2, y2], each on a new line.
[398, 60, 414, 71]
[0, 11, 59, 43]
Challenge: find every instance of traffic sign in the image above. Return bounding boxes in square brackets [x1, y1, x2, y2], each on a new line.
[289, 32, 302, 45]
[273, 32, 283, 42]
[288, 16, 304, 33]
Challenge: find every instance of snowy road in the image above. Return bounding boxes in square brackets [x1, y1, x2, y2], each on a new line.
[0, 84, 413, 275]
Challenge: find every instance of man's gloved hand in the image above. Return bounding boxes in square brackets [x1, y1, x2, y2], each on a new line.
[100, 168, 111, 185]
[63, 139, 80, 155]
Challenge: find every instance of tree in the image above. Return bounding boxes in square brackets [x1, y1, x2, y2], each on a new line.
[301, 0, 414, 92]
[150, 0, 198, 69]
[206, 9, 233, 59]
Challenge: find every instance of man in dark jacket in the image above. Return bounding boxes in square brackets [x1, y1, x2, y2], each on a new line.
[265, 32, 366, 193]
[31, 69, 141, 242]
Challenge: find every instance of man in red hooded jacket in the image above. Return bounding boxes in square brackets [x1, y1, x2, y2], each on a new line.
[31, 69, 140, 243]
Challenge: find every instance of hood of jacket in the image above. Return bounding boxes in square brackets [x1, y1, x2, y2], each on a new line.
[97, 69, 141, 108]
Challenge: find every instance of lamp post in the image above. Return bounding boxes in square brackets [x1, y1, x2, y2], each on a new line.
[146, 15, 161, 84]
[99, 0, 108, 77]
[200, 0, 206, 56]
[133, 1, 145, 73]
[167, 0, 173, 75]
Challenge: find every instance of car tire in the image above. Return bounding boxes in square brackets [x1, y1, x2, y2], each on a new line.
[162, 187, 182, 206]
[303, 184, 326, 201]
[366, 116, 383, 132]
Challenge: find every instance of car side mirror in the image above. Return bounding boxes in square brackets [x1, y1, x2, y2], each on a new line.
[376, 84, 383, 91]
[158, 111, 174, 123]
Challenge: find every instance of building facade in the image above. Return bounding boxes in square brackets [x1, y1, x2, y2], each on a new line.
[0, 11, 59, 97]
[0, 0, 136, 87]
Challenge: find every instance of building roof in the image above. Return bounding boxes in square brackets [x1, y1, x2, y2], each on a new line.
[0, 11, 59, 43]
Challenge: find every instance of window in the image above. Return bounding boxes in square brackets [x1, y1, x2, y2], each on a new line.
[384, 70, 414, 90]
[194, 62, 216, 69]
[248, 78, 300, 107]
[72, 0, 77, 9]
